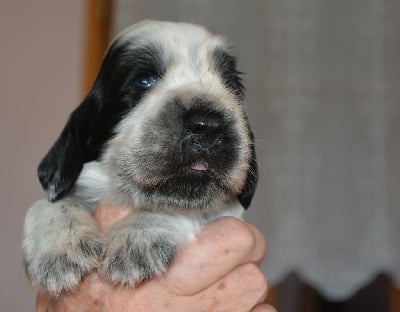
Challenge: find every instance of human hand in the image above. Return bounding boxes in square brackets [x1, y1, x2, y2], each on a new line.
[36, 203, 275, 312]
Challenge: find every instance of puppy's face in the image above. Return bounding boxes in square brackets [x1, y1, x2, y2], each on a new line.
[38, 21, 257, 211]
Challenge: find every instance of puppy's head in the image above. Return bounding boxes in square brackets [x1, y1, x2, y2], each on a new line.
[38, 21, 257, 211]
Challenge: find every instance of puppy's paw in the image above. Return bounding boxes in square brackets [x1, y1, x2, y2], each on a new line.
[24, 232, 105, 296]
[23, 200, 105, 296]
[101, 224, 177, 286]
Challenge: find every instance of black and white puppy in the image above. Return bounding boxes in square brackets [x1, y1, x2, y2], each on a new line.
[23, 20, 257, 296]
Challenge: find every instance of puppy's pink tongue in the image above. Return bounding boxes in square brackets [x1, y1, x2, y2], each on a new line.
[192, 161, 209, 171]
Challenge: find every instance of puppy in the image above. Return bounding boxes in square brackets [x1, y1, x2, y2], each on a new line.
[23, 20, 257, 296]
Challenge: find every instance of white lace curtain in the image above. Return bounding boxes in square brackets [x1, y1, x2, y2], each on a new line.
[113, 0, 400, 299]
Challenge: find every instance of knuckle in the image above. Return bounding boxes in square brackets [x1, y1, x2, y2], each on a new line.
[221, 217, 255, 253]
[238, 263, 268, 293]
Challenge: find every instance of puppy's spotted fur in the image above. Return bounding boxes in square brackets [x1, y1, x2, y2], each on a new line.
[23, 20, 257, 296]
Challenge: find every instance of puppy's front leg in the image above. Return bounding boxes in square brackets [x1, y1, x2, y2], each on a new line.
[23, 199, 104, 296]
[101, 211, 201, 286]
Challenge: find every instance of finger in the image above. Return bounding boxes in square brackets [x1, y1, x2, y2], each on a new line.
[107, 263, 269, 312]
[36, 292, 50, 312]
[94, 203, 132, 233]
[251, 304, 277, 312]
[246, 222, 268, 265]
[36, 274, 111, 312]
[191, 263, 268, 311]
[162, 217, 267, 295]
[104, 285, 138, 312]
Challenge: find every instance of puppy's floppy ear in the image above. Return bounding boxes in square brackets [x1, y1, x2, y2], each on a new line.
[237, 129, 258, 209]
[38, 39, 135, 201]
[37, 95, 100, 202]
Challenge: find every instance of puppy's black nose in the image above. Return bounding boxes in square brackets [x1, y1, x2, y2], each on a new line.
[184, 111, 224, 147]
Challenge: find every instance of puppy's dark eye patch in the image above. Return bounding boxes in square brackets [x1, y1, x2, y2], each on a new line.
[123, 45, 165, 79]
[212, 48, 245, 100]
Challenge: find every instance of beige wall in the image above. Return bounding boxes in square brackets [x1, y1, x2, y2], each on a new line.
[0, 1, 85, 310]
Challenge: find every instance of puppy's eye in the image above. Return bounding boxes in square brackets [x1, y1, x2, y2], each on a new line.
[133, 75, 157, 89]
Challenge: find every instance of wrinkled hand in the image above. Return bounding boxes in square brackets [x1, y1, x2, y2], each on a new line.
[36, 203, 275, 312]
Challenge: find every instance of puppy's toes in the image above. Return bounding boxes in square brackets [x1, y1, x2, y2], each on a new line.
[23, 199, 106, 296]
[101, 229, 177, 286]
[24, 234, 105, 296]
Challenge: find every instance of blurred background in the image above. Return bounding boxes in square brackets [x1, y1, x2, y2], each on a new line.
[0, 1, 399, 311]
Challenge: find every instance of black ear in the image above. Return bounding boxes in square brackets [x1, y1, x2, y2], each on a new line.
[38, 38, 139, 201]
[237, 129, 258, 209]
[38, 95, 100, 201]
[38, 38, 161, 201]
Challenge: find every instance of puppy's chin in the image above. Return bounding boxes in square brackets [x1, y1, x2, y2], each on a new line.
[137, 168, 234, 212]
